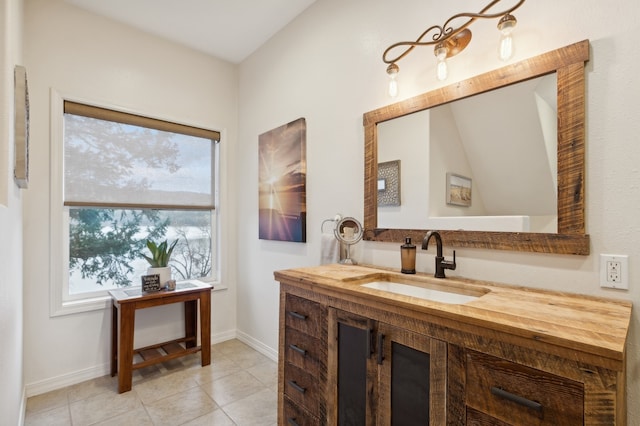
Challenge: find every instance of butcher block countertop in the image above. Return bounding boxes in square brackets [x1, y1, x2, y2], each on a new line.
[274, 264, 632, 371]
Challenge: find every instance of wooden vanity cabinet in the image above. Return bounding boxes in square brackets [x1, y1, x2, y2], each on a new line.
[276, 265, 630, 426]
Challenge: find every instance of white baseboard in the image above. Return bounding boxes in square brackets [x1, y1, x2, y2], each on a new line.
[24, 328, 239, 398]
[19, 387, 27, 425]
[235, 330, 278, 362]
[211, 329, 236, 344]
[25, 363, 111, 398]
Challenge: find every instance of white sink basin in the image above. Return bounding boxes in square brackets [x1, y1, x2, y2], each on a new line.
[361, 281, 479, 304]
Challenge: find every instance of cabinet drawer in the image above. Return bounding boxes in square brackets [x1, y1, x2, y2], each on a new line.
[466, 406, 513, 426]
[283, 396, 321, 426]
[465, 350, 583, 426]
[284, 327, 327, 376]
[284, 294, 326, 337]
[284, 362, 324, 418]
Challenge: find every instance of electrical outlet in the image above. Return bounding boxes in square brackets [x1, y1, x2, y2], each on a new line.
[600, 254, 629, 290]
[607, 260, 621, 283]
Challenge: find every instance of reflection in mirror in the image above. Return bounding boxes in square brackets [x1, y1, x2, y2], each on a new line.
[378, 74, 558, 233]
[364, 40, 590, 255]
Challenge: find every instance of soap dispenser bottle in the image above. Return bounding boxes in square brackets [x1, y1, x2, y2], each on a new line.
[400, 237, 416, 274]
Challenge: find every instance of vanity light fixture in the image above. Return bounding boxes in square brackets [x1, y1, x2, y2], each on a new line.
[383, 0, 525, 95]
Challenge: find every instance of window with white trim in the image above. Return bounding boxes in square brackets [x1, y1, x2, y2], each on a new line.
[54, 99, 219, 313]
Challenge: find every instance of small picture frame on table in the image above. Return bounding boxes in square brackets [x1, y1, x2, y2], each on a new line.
[141, 274, 162, 293]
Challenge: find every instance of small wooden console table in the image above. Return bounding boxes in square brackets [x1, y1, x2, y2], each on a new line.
[109, 281, 212, 393]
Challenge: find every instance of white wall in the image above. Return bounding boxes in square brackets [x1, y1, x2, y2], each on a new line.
[0, 0, 25, 423]
[22, 0, 238, 395]
[377, 109, 429, 229]
[238, 0, 640, 422]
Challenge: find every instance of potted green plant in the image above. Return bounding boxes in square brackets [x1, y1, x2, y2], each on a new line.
[142, 239, 178, 286]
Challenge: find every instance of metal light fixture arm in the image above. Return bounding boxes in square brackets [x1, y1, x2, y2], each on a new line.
[382, 0, 526, 66]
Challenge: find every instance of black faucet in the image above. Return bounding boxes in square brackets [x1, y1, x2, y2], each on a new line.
[422, 230, 456, 278]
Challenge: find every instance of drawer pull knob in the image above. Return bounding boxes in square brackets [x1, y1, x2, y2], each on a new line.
[287, 310, 307, 320]
[491, 387, 543, 412]
[289, 344, 307, 356]
[288, 380, 306, 394]
[287, 418, 300, 426]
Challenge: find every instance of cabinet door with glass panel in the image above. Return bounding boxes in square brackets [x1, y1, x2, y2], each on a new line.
[328, 308, 447, 426]
[376, 322, 447, 425]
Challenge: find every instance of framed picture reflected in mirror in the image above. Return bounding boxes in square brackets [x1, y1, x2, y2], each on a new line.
[446, 172, 472, 207]
[378, 160, 400, 206]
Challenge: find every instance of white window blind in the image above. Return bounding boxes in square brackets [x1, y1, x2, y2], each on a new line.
[63, 101, 219, 209]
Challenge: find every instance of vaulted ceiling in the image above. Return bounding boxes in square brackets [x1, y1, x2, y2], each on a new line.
[64, 0, 317, 63]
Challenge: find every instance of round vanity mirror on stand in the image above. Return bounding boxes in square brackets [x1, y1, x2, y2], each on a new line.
[334, 217, 363, 264]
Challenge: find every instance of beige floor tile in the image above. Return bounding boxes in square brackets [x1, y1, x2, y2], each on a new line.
[67, 374, 118, 403]
[132, 353, 205, 385]
[25, 339, 277, 426]
[24, 405, 71, 426]
[191, 355, 243, 385]
[211, 343, 227, 358]
[25, 387, 68, 414]
[216, 340, 270, 361]
[144, 386, 218, 426]
[246, 360, 278, 388]
[213, 339, 252, 355]
[133, 364, 164, 382]
[230, 348, 272, 370]
[163, 352, 202, 371]
[201, 370, 265, 407]
[222, 388, 277, 425]
[69, 389, 142, 425]
[92, 406, 154, 425]
[134, 368, 199, 405]
[181, 408, 236, 426]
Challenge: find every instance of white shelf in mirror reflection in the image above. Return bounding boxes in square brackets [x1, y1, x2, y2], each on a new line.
[423, 215, 559, 233]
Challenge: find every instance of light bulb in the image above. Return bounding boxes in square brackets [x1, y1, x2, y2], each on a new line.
[435, 45, 448, 81]
[388, 77, 398, 98]
[436, 59, 448, 81]
[386, 63, 399, 98]
[497, 14, 517, 61]
[499, 34, 513, 61]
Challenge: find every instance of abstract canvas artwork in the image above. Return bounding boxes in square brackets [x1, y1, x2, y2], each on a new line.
[258, 118, 307, 242]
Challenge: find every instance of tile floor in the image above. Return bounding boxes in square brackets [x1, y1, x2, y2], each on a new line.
[24, 339, 278, 425]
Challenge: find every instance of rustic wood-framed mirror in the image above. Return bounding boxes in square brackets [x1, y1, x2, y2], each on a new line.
[363, 40, 590, 255]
